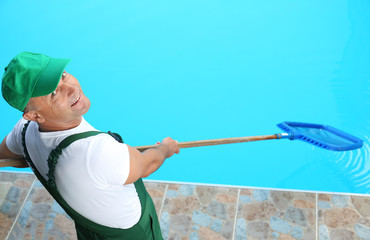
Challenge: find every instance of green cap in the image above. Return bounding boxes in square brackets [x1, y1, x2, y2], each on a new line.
[1, 52, 71, 111]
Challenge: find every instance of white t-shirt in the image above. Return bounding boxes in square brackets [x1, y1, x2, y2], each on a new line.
[6, 118, 141, 229]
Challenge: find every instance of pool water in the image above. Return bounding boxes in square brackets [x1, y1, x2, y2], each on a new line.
[1, 0, 369, 194]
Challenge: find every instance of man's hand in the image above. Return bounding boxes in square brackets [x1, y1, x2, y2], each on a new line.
[125, 137, 179, 184]
[158, 137, 180, 159]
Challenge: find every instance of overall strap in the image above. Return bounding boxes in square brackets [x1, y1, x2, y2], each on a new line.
[46, 131, 103, 187]
[21, 121, 45, 181]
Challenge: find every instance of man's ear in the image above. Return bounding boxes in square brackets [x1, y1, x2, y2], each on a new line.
[23, 111, 45, 124]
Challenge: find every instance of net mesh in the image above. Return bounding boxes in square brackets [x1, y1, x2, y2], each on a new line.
[293, 126, 354, 146]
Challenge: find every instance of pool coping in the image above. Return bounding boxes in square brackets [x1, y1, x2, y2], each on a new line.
[1, 169, 368, 197]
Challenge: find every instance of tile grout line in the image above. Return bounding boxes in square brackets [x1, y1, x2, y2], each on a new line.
[316, 193, 318, 240]
[158, 184, 169, 219]
[5, 177, 36, 240]
[232, 188, 241, 240]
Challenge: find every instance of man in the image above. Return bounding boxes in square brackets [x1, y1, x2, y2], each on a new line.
[0, 52, 179, 239]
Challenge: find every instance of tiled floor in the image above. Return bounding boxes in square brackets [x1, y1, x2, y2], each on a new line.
[1, 172, 369, 240]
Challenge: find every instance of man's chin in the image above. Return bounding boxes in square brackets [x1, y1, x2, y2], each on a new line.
[76, 97, 91, 116]
[83, 99, 91, 115]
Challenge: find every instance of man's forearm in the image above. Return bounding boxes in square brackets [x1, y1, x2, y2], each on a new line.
[0, 136, 28, 168]
[0, 136, 21, 159]
[141, 145, 169, 177]
[125, 137, 179, 184]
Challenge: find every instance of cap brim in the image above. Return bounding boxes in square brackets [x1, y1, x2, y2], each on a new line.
[32, 58, 71, 97]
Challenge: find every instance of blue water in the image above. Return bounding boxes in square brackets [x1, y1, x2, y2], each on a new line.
[1, 0, 369, 194]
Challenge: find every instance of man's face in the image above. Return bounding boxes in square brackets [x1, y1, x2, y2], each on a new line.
[27, 71, 91, 130]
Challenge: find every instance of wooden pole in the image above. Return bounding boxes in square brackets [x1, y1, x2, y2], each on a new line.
[0, 134, 279, 167]
[135, 134, 278, 151]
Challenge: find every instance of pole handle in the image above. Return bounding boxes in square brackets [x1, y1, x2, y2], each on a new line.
[0, 158, 28, 168]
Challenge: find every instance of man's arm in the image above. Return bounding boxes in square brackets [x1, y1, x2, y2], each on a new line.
[0, 136, 28, 168]
[125, 137, 179, 185]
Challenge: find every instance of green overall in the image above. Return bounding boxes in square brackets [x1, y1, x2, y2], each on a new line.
[21, 121, 163, 240]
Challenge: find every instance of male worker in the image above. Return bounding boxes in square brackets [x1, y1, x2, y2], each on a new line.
[0, 52, 179, 239]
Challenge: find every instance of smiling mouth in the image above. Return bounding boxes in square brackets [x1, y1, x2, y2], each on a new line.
[71, 94, 81, 106]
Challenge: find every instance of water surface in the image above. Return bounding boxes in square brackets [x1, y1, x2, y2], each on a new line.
[0, 0, 369, 194]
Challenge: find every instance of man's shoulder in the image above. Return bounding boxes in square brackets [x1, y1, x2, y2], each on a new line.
[70, 133, 125, 151]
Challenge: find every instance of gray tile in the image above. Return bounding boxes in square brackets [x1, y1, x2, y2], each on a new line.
[318, 193, 370, 240]
[161, 183, 238, 240]
[9, 179, 77, 240]
[0, 172, 35, 240]
[236, 188, 316, 240]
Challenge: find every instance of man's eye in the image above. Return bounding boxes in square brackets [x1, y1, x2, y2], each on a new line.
[62, 71, 67, 79]
[51, 91, 57, 97]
